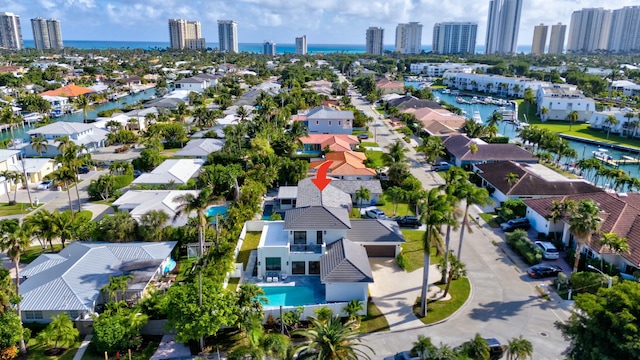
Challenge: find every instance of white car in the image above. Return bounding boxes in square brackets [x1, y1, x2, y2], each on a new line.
[535, 241, 560, 260]
[36, 180, 52, 190]
[365, 208, 387, 219]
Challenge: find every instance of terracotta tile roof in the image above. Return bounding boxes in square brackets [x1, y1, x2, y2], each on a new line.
[300, 134, 359, 152]
[523, 192, 640, 265]
[475, 161, 602, 197]
[388, 95, 442, 110]
[40, 84, 94, 97]
[309, 151, 377, 177]
[376, 78, 405, 89]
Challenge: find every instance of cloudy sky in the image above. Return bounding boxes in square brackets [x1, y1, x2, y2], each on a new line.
[3, 0, 639, 45]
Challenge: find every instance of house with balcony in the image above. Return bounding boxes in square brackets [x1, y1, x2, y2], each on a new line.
[256, 205, 405, 303]
[173, 73, 219, 93]
[442, 72, 548, 98]
[25, 122, 109, 157]
[536, 84, 596, 122]
[589, 108, 638, 138]
[293, 106, 354, 135]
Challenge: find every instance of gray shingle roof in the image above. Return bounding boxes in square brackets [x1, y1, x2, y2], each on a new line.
[321, 238, 373, 283]
[306, 106, 354, 120]
[295, 178, 351, 209]
[347, 219, 406, 243]
[174, 138, 224, 157]
[330, 179, 383, 195]
[277, 186, 298, 199]
[284, 206, 351, 230]
[444, 134, 536, 162]
[20, 241, 176, 312]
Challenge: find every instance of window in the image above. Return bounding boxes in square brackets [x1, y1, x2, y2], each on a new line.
[338, 121, 341, 126]
[316, 121, 319, 125]
[67, 310, 80, 320]
[309, 261, 320, 274]
[329, 121, 332, 126]
[281, 199, 292, 205]
[316, 230, 323, 244]
[266, 257, 281, 271]
[292, 261, 305, 275]
[25, 311, 43, 320]
[293, 231, 306, 244]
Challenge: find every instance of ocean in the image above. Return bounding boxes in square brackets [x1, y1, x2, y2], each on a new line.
[23, 40, 532, 54]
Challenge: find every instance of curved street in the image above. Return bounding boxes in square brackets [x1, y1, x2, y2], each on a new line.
[349, 93, 572, 359]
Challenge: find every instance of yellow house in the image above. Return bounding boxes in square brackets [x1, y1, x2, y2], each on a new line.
[9, 158, 57, 184]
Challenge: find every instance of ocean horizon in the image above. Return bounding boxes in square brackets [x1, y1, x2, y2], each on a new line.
[23, 40, 532, 54]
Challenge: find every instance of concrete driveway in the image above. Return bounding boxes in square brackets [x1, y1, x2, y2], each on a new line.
[369, 258, 449, 332]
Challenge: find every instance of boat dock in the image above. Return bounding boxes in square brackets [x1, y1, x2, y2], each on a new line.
[612, 156, 640, 165]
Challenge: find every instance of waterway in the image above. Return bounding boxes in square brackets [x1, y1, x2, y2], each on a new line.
[2, 89, 156, 142]
[406, 82, 640, 183]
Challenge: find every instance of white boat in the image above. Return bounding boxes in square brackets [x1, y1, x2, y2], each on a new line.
[434, 96, 441, 103]
[592, 148, 613, 162]
[472, 111, 483, 124]
[441, 89, 451, 94]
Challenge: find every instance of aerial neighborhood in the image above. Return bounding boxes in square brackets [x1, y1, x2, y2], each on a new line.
[2, 1, 640, 360]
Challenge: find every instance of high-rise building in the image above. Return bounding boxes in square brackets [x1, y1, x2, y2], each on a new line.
[485, 0, 523, 54]
[30, 17, 49, 50]
[47, 18, 63, 49]
[608, 6, 640, 53]
[0, 12, 23, 50]
[548, 23, 567, 54]
[567, 8, 611, 53]
[31, 17, 63, 50]
[295, 35, 307, 55]
[263, 40, 276, 55]
[395, 22, 422, 54]
[366, 27, 384, 55]
[168, 19, 205, 50]
[432, 22, 477, 54]
[218, 20, 238, 53]
[531, 23, 548, 55]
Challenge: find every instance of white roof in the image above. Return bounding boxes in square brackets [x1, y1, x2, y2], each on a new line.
[20, 241, 176, 312]
[89, 84, 108, 92]
[41, 95, 68, 102]
[27, 121, 95, 136]
[112, 189, 199, 226]
[0, 149, 19, 163]
[8, 158, 54, 173]
[174, 138, 224, 157]
[132, 159, 204, 185]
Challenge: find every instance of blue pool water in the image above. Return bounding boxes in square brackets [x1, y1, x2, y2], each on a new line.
[262, 204, 274, 220]
[260, 286, 315, 307]
[205, 205, 228, 219]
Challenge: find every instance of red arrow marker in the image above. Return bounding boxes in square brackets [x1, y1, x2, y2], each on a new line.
[312, 160, 333, 191]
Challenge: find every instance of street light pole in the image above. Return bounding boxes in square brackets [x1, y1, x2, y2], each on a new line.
[587, 264, 612, 288]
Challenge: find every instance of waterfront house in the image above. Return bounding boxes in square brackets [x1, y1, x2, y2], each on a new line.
[536, 84, 596, 122]
[132, 159, 204, 187]
[387, 94, 443, 110]
[589, 108, 638, 138]
[39, 84, 94, 99]
[19, 241, 176, 323]
[25, 122, 109, 157]
[523, 192, 640, 278]
[112, 190, 199, 227]
[442, 134, 536, 167]
[376, 79, 405, 95]
[442, 72, 548, 98]
[474, 161, 602, 203]
[293, 106, 354, 135]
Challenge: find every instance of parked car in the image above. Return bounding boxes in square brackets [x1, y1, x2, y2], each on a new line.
[36, 180, 52, 190]
[394, 215, 421, 228]
[393, 351, 420, 360]
[456, 338, 505, 360]
[133, 170, 142, 178]
[432, 162, 451, 171]
[535, 241, 560, 260]
[357, 133, 370, 140]
[527, 263, 563, 278]
[499, 218, 530, 232]
[78, 165, 90, 174]
[365, 208, 387, 219]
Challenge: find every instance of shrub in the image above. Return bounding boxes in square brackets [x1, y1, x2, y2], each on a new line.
[482, 136, 509, 144]
[505, 230, 542, 265]
[569, 272, 610, 295]
[396, 252, 407, 270]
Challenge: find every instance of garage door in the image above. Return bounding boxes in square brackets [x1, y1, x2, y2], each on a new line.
[364, 245, 396, 257]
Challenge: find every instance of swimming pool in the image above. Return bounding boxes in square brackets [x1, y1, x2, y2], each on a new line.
[260, 285, 315, 307]
[205, 205, 228, 219]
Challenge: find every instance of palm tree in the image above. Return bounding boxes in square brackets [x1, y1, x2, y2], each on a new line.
[418, 188, 450, 317]
[457, 184, 490, 259]
[24, 209, 56, 252]
[505, 335, 533, 360]
[52, 168, 77, 216]
[50, 210, 75, 249]
[292, 316, 373, 360]
[437, 254, 466, 297]
[30, 135, 49, 156]
[288, 120, 308, 149]
[139, 210, 170, 241]
[342, 299, 364, 324]
[566, 110, 579, 131]
[547, 197, 572, 243]
[568, 199, 602, 273]
[597, 232, 629, 274]
[411, 335, 435, 360]
[0, 106, 22, 148]
[74, 95, 91, 123]
[460, 333, 490, 360]
[417, 136, 445, 164]
[604, 114, 618, 139]
[623, 112, 635, 137]
[539, 106, 549, 121]
[505, 172, 520, 192]
[386, 186, 406, 216]
[0, 170, 15, 203]
[10, 171, 23, 204]
[0, 222, 31, 353]
[384, 140, 408, 165]
[36, 313, 79, 350]
[355, 186, 370, 209]
[523, 88, 535, 116]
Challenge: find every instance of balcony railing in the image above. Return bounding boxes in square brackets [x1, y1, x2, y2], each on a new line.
[290, 244, 324, 254]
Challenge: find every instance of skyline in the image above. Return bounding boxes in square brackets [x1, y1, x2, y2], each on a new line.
[3, 0, 640, 46]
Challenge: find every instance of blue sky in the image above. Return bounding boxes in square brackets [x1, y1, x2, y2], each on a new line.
[3, 0, 639, 45]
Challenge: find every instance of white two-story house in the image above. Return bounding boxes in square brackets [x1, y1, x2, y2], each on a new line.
[173, 73, 219, 93]
[256, 205, 405, 303]
[25, 122, 109, 157]
[536, 84, 596, 122]
[293, 106, 354, 135]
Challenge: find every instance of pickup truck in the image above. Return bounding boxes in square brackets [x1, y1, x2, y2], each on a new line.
[394, 216, 421, 228]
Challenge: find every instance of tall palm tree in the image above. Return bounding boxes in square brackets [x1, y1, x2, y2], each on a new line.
[52, 168, 77, 216]
[0, 170, 13, 203]
[355, 186, 370, 209]
[417, 136, 445, 164]
[0, 222, 31, 353]
[568, 199, 602, 273]
[139, 210, 170, 241]
[30, 135, 49, 156]
[597, 232, 629, 273]
[0, 106, 22, 148]
[384, 140, 408, 165]
[457, 184, 490, 259]
[439, 167, 467, 282]
[50, 210, 75, 249]
[74, 95, 91, 123]
[292, 316, 373, 360]
[437, 254, 466, 297]
[547, 197, 572, 243]
[24, 209, 56, 252]
[604, 114, 618, 139]
[418, 188, 450, 317]
[505, 335, 533, 360]
[566, 110, 579, 131]
[411, 335, 435, 360]
[539, 106, 549, 121]
[56, 142, 86, 212]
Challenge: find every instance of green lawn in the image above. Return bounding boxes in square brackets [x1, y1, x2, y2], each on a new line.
[21, 244, 64, 264]
[413, 277, 471, 325]
[360, 141, 379, 147]
[365, 150, 384, 168]
[227, 277, 240, 291]
[81, 336, 162, 360]
[479, 213, 500, 229]
[378, 196, 413, 218]
[400, 229, 439, 273]
[26, 338, 80, 360]
[237, 232, 261, 268]
[175, 256, 196, 283]
[0, 202, 39, 216]
[359, 301, 390, 333]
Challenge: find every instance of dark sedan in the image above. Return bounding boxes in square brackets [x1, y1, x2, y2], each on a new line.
[527, 263, 563, 278]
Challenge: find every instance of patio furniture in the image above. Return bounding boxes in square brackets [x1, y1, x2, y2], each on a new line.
[266, 277, 273, 283]
[280, 273, 288, 280]
[272, 277, 279, 283]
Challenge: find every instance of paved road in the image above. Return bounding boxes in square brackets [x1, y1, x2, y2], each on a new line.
[348, 93, 572, 359]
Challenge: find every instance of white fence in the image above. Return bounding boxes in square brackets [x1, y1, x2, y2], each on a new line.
[263, 302, 360, 322]
[223, 221, 266, 289]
